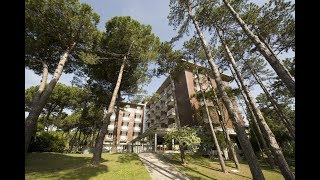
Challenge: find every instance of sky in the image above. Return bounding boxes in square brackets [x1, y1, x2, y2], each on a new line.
[25, 0, 294, 120]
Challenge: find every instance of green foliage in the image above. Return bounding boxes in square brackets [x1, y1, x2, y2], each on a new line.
[25, 83, 92, 131]
[196, 125, 227, 155]
[25, 0, 100, 75]
[80, 16, 161, 99]
[164, 127, 201, 151]
[29, 131, 67, 153]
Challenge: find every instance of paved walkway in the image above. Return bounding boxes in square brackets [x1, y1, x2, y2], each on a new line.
[138, 153, 190, 180]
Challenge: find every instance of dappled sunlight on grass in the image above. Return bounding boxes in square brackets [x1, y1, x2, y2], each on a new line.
[25, 152, 150, 180]
[163, 153, 286, 180]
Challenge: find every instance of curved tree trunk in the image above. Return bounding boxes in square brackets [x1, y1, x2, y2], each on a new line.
[25, 42, 76, 154]
[219, 33, 294, 180]
[245, 62, 295, 139]
[92, 41, 134, 165]
[222, 0, 295, 97]
[195, 67, 226, 173]
[187, 5, 264, 179]
[207, 76, 240, 169]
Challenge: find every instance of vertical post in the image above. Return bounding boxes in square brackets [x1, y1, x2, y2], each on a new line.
[132, 142, 134, 153]
[142, 142, 144, 152]
[172, 139, 175, 151]
[154, 133, 157, 152]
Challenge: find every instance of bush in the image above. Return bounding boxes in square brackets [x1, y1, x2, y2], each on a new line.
[29, 131, 66, 153]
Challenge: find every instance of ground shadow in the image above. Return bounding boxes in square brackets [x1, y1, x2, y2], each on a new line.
[157, 153, 218, 179]
[26, 152, 108, 179]
[180, 165, 218, 180]
[116, 153, 140, 163]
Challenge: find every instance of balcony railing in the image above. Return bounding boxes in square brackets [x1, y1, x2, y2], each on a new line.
[104, 136, 113, 142]
[167, 96, 174, 106]
[155, 111, 161, 117]
[134, 118, 142, 123]
[122, 116, 130, 122]
[135, 109, 143, 114]
[107, 124, 115, 131]
[120, 135, 127, 141]
[121, 126, 128, 131]
[167, 108, 176, 118]
[110, 114, 116, 121]
[133, 127, 141, 132]
[166, 88, 173, 95]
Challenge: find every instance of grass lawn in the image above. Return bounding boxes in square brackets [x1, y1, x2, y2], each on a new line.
[161, 153, 293, 180]
[25, 152, 151, 180]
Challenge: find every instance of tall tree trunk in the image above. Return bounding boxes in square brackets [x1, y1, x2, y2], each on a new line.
[207, 76, 240, 169]
[238, 97, 270, 162]
[25, 42, 76, 154]
[219, 33, 294, 180]
[245, 62, 295, 139]
[195, 67, 226, 173]
[187, 6, 264, 179]
[111, 93, 121, 153]
[90, 123, 96, 147]
[232, 69, 276, 169]
[92, 42, 133, 165]
[44, 104, 55, 132]
[222, 0, 295, 97]
[69, 128, 79, 153]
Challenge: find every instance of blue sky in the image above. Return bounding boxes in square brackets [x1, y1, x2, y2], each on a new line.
[25, 0, 294, 98]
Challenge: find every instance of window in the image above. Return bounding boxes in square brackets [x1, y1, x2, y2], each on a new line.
[123, 113, 130, 117]
[107, 132, 113, 138]
[134, 114, 141, 118]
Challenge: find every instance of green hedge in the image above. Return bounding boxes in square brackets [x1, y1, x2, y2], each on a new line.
[29, 132, 66, 153]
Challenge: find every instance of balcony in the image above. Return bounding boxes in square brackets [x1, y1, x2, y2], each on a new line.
[155, 111, 161, 117]
[122, 116, 130, 122]
[110, 114, 116, 121]
[168, 123, 176, 128]
[121, 126, 128, 131]
[120, 135, 127, 142]
[160, 117, 168, 123]
[104, 136, 113, 141]
[135, 109, 143, 114]
[133, 127, 141, 132]
[107, 124, 115, 131]
[167, 96, 174, 106]
[160, 93, 166, 101]
[155, 101, 160, 108]
[167, 108, 176, 118]
[124, 107, 131, 112]
[134, 118, 142, 123]
[161, 105, 167, 112]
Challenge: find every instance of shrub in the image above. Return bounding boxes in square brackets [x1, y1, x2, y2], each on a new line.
[29, 131, 66, 153]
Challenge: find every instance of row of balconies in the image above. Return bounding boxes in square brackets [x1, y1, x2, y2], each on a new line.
[104, 135, 129, 142]
[109, 115, 142, 123]
[146, 96, 175, 115]
[107, 125, 141, 132]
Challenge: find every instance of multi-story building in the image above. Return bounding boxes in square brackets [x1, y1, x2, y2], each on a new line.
[130, 62, 245, 153]
[103, 102, 145, 152]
